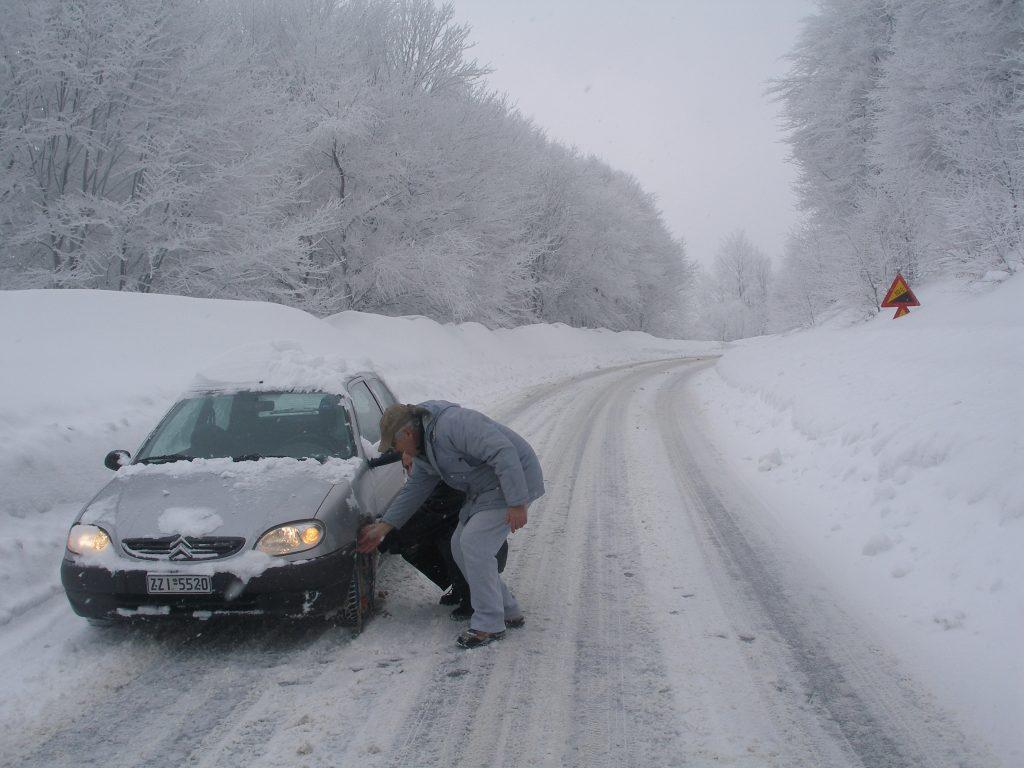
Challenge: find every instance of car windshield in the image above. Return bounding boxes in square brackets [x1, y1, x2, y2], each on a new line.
[135, 391, 357, 463]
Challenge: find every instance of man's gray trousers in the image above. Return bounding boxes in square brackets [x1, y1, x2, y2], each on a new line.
[450, 506, 521, 634]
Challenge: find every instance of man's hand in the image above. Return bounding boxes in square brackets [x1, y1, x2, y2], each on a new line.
[506, 504, 527, 533]
[357, 521, 394, 553]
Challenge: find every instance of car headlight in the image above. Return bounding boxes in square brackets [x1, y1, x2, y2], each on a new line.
[255, 521, 324, 556]
[67, 524, 111, 555]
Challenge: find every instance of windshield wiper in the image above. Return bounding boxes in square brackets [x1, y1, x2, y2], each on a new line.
[137, 453, 194, 465]
[232, 453, 289, 462]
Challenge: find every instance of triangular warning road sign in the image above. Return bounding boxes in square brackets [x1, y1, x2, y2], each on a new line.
[893, 305, 911, 319]
[881, 273, 920, 308]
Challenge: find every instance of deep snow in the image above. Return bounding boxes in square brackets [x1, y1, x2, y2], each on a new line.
[692, 273, 1023, 763]
[0, 279, 1020, 765]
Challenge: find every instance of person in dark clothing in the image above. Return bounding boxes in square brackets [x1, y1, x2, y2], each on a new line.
[374, 452, 507, 618]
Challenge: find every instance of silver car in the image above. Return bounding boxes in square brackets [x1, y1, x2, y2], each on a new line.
[60, 371, 406, 628]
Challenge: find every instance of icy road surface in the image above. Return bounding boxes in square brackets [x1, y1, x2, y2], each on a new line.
[1, 359, 993, 768]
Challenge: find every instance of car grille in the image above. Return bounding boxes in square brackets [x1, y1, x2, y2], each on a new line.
[121, 535, 246, 561]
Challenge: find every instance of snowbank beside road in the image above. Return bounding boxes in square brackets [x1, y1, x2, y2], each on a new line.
[692, 273, 1023, 763]
[0, 289, 711, 624]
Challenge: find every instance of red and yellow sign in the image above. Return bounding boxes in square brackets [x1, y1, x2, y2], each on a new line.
[881, 273, 920, 318]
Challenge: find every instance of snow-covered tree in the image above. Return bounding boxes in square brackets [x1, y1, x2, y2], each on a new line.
[0, 0, 693, 334]
[770, 0, 1024, 329]
[770, 223, 843, 330]
[0, 0, 336, 294]
[771, 0, 891, 230]
[694, 231, 773, 341]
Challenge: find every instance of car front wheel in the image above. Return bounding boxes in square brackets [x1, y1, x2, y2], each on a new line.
[339, 552, 376, 632]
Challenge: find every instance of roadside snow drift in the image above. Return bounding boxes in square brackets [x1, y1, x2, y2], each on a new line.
[692, 273, 1023, 763]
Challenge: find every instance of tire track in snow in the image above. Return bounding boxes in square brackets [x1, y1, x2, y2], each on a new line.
[380, 366, 626, 767]
[372, 375, 601, 767]
[378, 359, 690, 768]
[562, 364, 680, 767]
[651, 362, 989, 768]
[7, 619, 337, 768]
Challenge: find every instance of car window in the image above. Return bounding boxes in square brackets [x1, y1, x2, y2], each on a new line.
[141, 397, 210, 458]
[210, 395, 231, 429]
[366, 377, 398, 409]
[349, 380, 383, 443]
[135, 391, 357, 462]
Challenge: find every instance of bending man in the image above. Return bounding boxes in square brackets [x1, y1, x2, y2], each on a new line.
[357, 401, 544, 648]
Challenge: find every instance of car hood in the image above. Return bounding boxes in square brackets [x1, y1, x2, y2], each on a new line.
[79, 458, 358, 541]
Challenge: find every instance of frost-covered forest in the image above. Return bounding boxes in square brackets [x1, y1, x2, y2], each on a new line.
[4, 0, 1022, 341]
[0, 0, 691, 334]
[691, 0, 1024, 340]
[767, 0, 1024, 330]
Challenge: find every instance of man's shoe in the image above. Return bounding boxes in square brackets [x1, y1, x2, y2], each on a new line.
[439, 589, 461, 606]
[505, 616, 525, 629]
[450, 603, 473, 621]
[456, 629, 505, 649]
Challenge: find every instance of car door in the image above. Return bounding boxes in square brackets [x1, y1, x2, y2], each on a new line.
[365, 376, 398, 410]
[363, 375, 407, 511]
[348, 378, 405, 514]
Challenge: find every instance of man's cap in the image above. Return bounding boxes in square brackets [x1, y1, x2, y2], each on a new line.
[378, 404, 428, 452]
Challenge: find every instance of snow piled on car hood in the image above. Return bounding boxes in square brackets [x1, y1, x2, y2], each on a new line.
[73, 457, 363, 581]
[156, 507, 223, 537]
[77, 457, 361, 557]
[119, 456, 361, 485]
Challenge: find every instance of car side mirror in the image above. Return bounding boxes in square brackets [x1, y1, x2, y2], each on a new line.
[104, 450, 131, 471]
[367, 450, 402, 469]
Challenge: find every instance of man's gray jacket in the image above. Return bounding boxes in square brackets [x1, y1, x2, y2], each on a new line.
[381, 401, 544, 529]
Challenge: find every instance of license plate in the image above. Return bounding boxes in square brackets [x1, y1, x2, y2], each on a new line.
[146, 574, 213, 594]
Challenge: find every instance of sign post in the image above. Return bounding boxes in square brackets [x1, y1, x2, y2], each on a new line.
[880, 273, 920, 318]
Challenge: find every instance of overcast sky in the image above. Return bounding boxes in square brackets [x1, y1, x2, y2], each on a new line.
[449, 0, 816, 267]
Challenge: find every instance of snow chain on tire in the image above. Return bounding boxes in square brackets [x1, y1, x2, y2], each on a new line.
[339, 552, 376, 633]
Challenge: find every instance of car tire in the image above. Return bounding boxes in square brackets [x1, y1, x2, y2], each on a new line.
[339, 552, 376, 632]
[86, 617, 116, 628]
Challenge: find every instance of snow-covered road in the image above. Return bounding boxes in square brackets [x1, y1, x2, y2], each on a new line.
[1, 358, 994, 768]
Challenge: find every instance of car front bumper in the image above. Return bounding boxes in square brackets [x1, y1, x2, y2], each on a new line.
[60, 546, 357, 620]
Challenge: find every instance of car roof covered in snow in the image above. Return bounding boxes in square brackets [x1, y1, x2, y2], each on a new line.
[186, 341, 375, 396]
